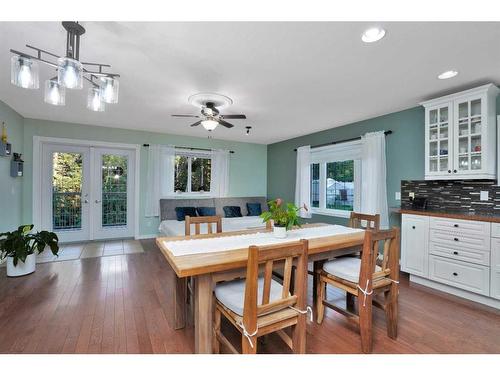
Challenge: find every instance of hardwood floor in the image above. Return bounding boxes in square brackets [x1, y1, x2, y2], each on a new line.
[0, 238, 499, 354]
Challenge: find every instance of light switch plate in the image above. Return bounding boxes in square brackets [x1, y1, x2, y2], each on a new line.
[409, 192, 415, 199]
[395, 192, 401, 200]
[480, 191, 489, 201]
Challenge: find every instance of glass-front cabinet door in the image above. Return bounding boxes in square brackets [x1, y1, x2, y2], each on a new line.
[454, 95, 485, 175]
[426, 103, 452, 176]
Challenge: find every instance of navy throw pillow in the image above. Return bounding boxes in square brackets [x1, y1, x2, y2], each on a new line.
[175, 207, 197, 221]
[246, 203, 262, 216]
[223, 206, 242, 218]
[197, 207, 216, 217]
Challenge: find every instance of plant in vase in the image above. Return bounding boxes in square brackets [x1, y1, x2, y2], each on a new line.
[260, 199, 308, 238]
[0, 225, 59, 277]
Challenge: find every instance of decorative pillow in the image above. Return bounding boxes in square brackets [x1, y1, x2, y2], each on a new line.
[223, 206, 242, 218]
[246, 203, 262, 216]
[197, 207, 216, 217]
[175, 207, 197, 221]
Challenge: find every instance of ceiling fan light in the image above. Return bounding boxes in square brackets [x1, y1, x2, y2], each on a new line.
[57, 57, 83, 89]
[11, 55, 39, 89]
[87, 87, 105, 112]
[100, 76, 119, 104]
[44, 79, 65, 106]
[201, 119, 218, 131]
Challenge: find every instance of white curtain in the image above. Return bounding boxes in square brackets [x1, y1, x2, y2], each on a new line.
[361, 131, 389, 229]
[145, 144, 175, 217]
[295, 145, 312, 218]
[211, 149, 230, 197]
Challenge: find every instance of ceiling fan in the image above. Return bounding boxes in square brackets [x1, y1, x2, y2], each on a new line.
[172, 101, 246, 131]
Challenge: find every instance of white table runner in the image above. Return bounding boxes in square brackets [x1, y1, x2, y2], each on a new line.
[163, 225, 364, 256]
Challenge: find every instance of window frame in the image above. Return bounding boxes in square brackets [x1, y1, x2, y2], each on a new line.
[309, 140, 362, 218]
[171, 150, 213, 197]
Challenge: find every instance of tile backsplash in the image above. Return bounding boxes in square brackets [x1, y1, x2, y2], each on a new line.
[401, 180, 500, 214]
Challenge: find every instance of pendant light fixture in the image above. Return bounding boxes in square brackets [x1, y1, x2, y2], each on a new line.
[44, 79, 65, 106]
[10, 21, 120, 111]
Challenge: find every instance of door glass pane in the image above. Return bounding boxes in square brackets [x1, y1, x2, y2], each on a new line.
[429, 141, 438, 156]
[429, 109, 438, 124]
[325, 160, 354, 211]
[101, 155, 128, 227]
[52, 152, 83, 230]
[429, 128, 438, 140]
[439, 157, 449, 172]
[310, 163, 319, 208]
[439, 141, 448, 156]
[439, 124, 448, 139]
[471, 118, 482, 135]
[471, 135, 482, 153]
[439, 107, 448, 122]
[458, 119, 469, 136]
[458, 156, 469, 171]
[174, 155, 188, 192]
[429, 159, 438, 172]
[471, 99, 481, 117]
[191, 157, 211, 192]
[471, 155, 482, 170]
[458, 102, 469, 119]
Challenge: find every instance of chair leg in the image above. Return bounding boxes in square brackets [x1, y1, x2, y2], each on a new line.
[316, 278, 325, 324]
[291, 319, 307, 354]
[384, 284, 398, 339]
[241, 334, 257, 354]
[346, 292, 356, 312]
[358, 293, 373, 353]
[213, 306, 221, 354]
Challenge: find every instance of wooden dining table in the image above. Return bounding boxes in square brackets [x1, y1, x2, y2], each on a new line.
[156, 223, 365, 354]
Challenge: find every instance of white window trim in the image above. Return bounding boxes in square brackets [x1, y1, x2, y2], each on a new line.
[310, 140, 361, 219]
[170, 149, 213, 197]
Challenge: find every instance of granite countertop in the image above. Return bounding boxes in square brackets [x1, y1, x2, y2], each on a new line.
[398, 208, 500, 223]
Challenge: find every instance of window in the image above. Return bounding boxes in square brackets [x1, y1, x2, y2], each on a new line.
[174, 153, 212, 194]
[309, 141, 361, 218]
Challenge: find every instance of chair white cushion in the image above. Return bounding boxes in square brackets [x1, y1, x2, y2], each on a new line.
[215, 277, 285, 316]
[323, 257, 381, 284]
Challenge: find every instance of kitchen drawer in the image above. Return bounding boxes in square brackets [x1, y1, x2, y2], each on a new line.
[491, 269, 500, 300]
[491, 223, 500, 238]
[429, 229, 490, 252]
[429, 242, 490, 266]
[429, 217, 490, 237]
[429, 255, 490, 296]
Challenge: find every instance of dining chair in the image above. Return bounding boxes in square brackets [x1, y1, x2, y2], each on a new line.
[213, 239, 309, 354]
[185, 215, 222, 235]
[315, 228, 400, 353]
[349, 212, 380, 230]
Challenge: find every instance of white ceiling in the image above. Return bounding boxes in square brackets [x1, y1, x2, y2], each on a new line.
[0, 22, 499, 144]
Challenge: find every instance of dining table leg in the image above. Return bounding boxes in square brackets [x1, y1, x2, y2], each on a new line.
[173, 277, 187, 330]
[194, 273, 214, 354]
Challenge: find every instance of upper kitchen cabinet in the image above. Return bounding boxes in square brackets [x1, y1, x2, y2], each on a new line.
[421, 84, 499, 180]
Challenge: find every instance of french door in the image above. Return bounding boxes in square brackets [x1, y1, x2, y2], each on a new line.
[41, 143, 136, 242]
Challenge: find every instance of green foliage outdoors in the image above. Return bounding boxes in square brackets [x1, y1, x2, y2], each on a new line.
[260, 199, 306, 230]
[0, 225, 59, 266]
[175, 155, 211, 192]
[326, 160, 353, 183]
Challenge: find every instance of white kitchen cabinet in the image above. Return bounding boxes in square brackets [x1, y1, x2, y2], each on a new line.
[401, 214, 429, 277]
[491, 237, 500, 299]
[421, 83, 499, 180]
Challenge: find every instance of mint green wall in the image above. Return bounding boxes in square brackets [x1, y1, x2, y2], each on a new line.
[0, 102, 24, 232]
[267, 107, 426, 227]
[13, 117, 267, 237]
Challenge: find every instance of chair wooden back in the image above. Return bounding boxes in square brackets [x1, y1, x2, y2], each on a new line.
[184, 215, 222, 236]
[349, 212, 380, 231]
[242, 239, 309, 332]
[359, 228, 400, 287]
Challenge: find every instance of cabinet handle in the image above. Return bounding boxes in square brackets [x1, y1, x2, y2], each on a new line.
[454, 224, 459, 228]
[453, 169, 457, 173]
[452, 272, 458, 276]
[454, 238, 459, 241]
[448, 170, 451, 173]
[453, 251, 459, 255]
[412, 226, 416, 229]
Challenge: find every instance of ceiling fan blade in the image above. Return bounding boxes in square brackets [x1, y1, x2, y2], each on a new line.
[218, 119, 234, 128]
[172, 114, 200, 118]
[190, 120, 202, 127]
[220, 114, 246, 119]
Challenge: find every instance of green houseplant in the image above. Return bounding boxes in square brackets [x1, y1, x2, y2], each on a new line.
[260, 199, 308, 238]
[0, 225, 59, 277]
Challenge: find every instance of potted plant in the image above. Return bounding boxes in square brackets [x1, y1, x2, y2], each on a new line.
[0, 225, 59, 277]
[260, 199, 308, 238]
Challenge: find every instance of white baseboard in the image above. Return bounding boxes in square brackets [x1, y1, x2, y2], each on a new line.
[410, 275, 500, 310]
[135, 234, 158, 240]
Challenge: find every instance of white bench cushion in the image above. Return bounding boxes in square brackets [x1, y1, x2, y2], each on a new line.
[215, 277, 285, 316]
[323, 257, 381, 284]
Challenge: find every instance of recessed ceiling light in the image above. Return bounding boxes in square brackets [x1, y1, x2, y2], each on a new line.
[361, 27, 386, 43]
[438, 70, 458, 80]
